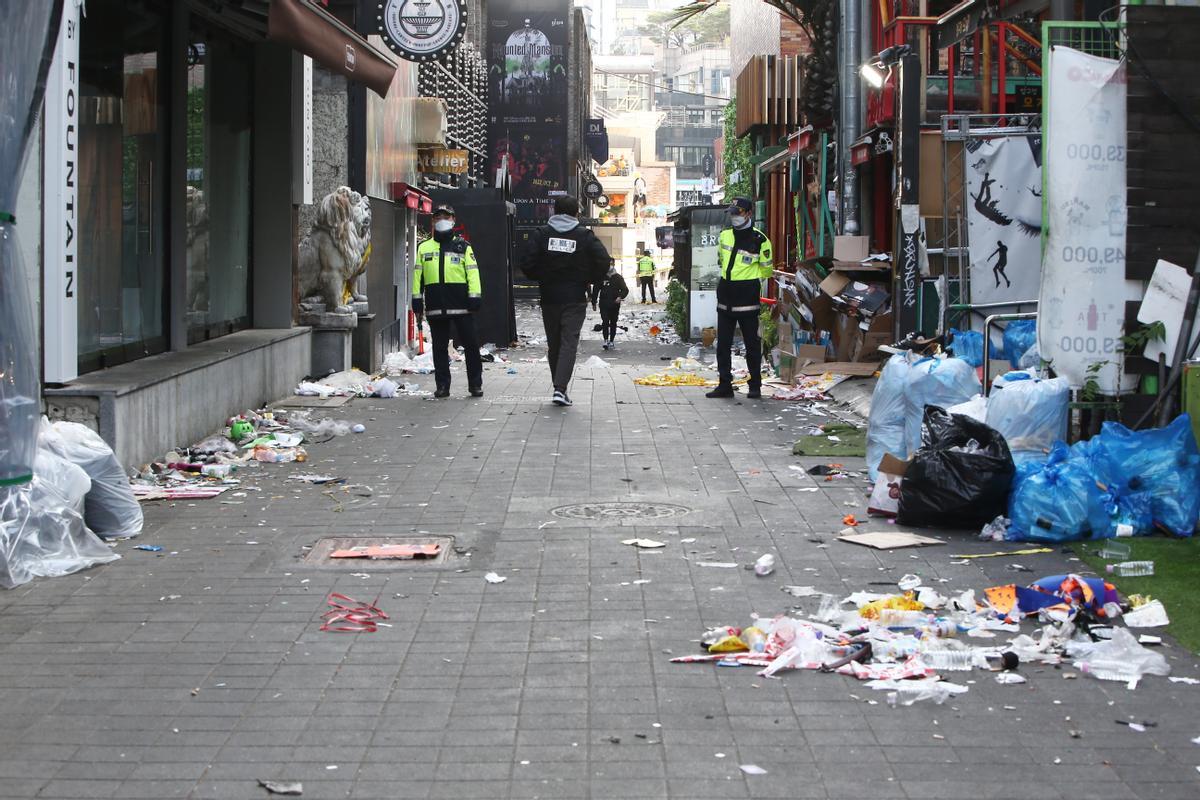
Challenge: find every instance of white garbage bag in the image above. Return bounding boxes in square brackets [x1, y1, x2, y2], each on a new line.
[42, 421, 143, 540]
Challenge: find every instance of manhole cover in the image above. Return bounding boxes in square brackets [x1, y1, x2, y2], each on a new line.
[550, 502, 691, 520]
[303, 536, 457, 567]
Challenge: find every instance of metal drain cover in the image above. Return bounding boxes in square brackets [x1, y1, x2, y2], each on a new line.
[304, 536, 457, 567]
[550, 502, 690, 520]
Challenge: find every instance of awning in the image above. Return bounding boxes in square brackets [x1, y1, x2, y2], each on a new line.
[268, 0, 399, 97]
[390, 182, 433, 213]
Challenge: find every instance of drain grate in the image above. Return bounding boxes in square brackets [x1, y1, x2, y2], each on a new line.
[304, 536, 457, 567]
[550, 502, 691, 520]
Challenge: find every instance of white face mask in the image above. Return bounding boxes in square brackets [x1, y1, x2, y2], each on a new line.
[434, 219, 454, 233]
[731, 214, 750, 229]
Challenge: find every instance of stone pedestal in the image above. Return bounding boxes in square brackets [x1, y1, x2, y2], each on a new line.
[301, 304, 358, 377]
[352, 312, 378, 372]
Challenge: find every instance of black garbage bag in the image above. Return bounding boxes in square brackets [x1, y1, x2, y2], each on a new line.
[898, 406, 1016, 528]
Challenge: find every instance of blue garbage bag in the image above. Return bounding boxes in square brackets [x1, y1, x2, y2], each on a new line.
[1087, 485, 1155, 539]
[1007, 442, 1104, 542]
[902, 356, 982, 457]
[1003, 320, 1037, 366]
[949, 328, 985, 368]
[1087, 414, 1200, 537]
[985, 371, 1069, 464]
[866, 353, 913, 481]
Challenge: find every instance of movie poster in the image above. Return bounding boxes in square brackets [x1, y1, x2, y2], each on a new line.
[488, 0, 570, 223]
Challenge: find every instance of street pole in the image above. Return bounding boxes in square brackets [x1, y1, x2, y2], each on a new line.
[894, 52, 923, 338]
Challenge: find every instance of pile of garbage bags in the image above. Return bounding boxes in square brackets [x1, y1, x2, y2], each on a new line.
[0, 419, 140, 589]
[867, 353, 982, 480]
[1007, 413, 1200, 541]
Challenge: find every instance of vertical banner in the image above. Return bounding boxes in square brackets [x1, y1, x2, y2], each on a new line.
[965, 136, 1043, 307]
[488, 0, 570, 224]
[43, 0, 83, 383]
[1040, 47, 1140, 392]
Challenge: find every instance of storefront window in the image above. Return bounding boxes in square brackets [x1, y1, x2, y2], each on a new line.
[186, 28, 253, 344]
[77, 1, 167, 372]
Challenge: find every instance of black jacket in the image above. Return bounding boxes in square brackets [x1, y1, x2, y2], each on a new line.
[520, 216, 611, 305]
[590, 272, 629, 308]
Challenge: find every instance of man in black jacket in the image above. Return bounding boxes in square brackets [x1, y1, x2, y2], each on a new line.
[520, 197, 610, 406]
[590, 259, 629, 350]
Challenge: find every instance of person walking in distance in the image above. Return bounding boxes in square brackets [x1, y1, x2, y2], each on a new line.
[520, 196, 610, 406]
[411, 205, 483, 398]
[591, 258, 629, 350]
[637, 250, 657, 303]
[706, 197, 773, 400]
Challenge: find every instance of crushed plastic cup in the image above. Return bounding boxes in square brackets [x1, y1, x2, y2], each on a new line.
[898, 574, 922, 591]
[1097, 540, 1131, 560]
[754, 554, 776, 577]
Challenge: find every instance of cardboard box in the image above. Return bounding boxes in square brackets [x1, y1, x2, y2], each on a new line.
[853, 313, 894, 362]
[878, 452, 911, 477]
[834, 235, 870, 262]
[819, 273, 891, 319]
[796, 344, 827, 366]
[775, 349, 798, 383]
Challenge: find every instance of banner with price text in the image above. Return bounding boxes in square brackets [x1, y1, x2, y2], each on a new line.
[1039, 46, 1141, 392]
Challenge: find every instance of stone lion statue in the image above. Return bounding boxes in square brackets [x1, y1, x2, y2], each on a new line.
[298, 186, 371, 312]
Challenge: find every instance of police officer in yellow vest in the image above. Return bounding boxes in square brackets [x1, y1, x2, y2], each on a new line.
[706, 197, 773, 400]
[411, 205, 484, 398]
[637, 250, 657, 303]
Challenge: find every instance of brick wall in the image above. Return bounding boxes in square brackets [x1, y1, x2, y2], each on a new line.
[731, 0, 780, 80]
[780, 15, 811, 57]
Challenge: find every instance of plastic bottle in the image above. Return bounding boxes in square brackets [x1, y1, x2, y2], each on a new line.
[1106, 561, 1154, 577]
[754, 554, 776, 577]
[200, 464, 234, 478]
[921, 619, 957, 639]
[1097, 541, 1131, 560]
[743, 626, 767, 653]
[920, 649, 976, 671]
[1078, 659, 1141, 683]
[877, 609, 929, 629]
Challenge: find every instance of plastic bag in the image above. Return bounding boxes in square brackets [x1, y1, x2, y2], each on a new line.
[902, 356, 983, 457]
[42, 421, 143, 540]
[985, 371, 1069, 463]
[866, 353, 913, 480]
[1086, 485, 1154, 539]
[898, 406, 1015, 528]
[1007, 442, 1102, 542]
[286, 412, 352, 438]
[1067, 627, 1170, 684]
[948, 394, 987, 423]
[371, 378, 400, 398]
[1003, 320, 1037, 366]
[949, 328, 985, 367]
[1087, 414, 1200, 537]
[0, 449, 120, 589]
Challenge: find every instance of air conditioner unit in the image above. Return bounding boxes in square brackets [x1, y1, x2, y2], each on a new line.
[413, 98, 448, 147]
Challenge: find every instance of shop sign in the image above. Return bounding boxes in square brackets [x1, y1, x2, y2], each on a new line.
[377, 0, 467, 62]
[44, 0, 83, 383]
[417, 148, 470, 173]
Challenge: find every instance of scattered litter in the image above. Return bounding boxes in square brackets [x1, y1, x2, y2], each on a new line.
[1123, 599, 1170, 629]
[754, 554, 776, 577]
[134, 545, 163, 552]
[782, 586, 819, 598]
[1170, 677, 1200, 685]
[582, 355, 611, 369]
[622, 538, 666, 549]
[739, 764, 768, 776]
[995, 672, 1027, 685]
[258, 780, 303, 796]
[696, 561, 738, 569]
[320, 593, 387, 633]
[950, 548, 1054, 559]
[484, 573, 507, 584]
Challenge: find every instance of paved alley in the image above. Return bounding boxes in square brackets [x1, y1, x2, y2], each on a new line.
[2, 303, 1199, 800]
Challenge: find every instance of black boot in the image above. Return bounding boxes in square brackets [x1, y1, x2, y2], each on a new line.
[705, 384, 735, 399]
[469, 386, 483, 398]
[745, 384, 762, 400]
[434, 385, 450, 398]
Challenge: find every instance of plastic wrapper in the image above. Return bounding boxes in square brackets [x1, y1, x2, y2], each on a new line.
[383, 351, 435, 375]
[1067, 627, 1170, 682]
[1003, 320, 1037, 365]
[902, 356, 982, 457]
[898, 407, 1015, 528]
[41, 421, 143, 540]
[1087, 414, 1200, 537]
[286, 412, 353, 438]
[1007, 442, 1102, 542]
[866, 353, 913, 480]
[0, 451, 121, 590]
[948, 328, 985, 367]
[985, 371, 1069, 463]
[0, 5, 60, 488]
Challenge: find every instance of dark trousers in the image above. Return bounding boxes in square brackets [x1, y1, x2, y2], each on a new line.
[716, 309, 762, 388]
[428, 314, 483, 390]
[639, 276, 656, 302]
[600, 304, 620, 341]
[541, 302, 587, 391]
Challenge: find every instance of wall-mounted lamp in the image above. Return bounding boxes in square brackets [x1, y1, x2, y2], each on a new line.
[859, 44, 913, 88]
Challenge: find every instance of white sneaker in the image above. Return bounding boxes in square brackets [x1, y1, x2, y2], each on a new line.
[552, 390, 572, 407]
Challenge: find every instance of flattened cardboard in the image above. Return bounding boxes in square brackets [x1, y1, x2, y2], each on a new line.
[796, 344, 827, 365]
[834, 235, 870, 262]
[878, 452, 911, 477]
[799, 361, 880, 377]
[838, 530, 944, 549]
